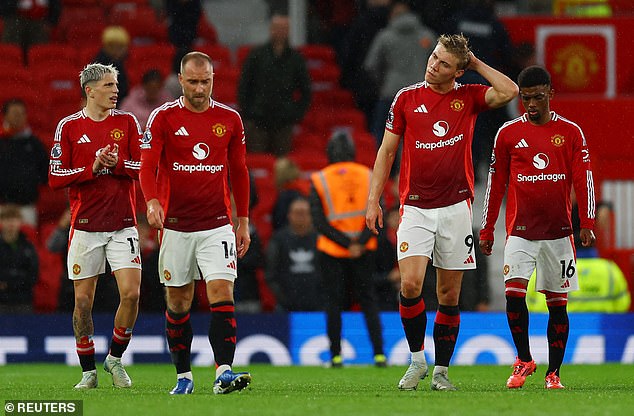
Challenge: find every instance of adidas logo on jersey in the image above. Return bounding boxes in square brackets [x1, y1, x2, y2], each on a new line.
[561, 279, 570, 289]
[226, 261, 236, 270]
[131, 256, 141, 264]
[175, 126, 190, 136]
[414, 104, 428, 113]
[463, 255, 474, 265]
[77, 134, 91, 144]
[515, 139, 529, 148]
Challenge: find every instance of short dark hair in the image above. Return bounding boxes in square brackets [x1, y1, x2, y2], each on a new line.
[142, 69, 163, 84]
[2, 98, 25, 115]
[517, 65, 551, 88]
[326, 131, 355, 163]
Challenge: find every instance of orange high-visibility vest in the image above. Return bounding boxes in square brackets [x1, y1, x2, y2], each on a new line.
[311, 161, 377, 258]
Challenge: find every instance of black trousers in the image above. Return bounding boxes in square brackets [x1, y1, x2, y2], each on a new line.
[319, 251, 384, 358]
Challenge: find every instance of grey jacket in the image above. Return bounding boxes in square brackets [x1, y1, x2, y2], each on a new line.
[364, 12, 437, 99]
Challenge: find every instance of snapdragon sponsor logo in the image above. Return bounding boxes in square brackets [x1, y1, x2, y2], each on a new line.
[416, 133, 464, 150]
[173, 162, 224, 174]
[517, 172, 566, 183]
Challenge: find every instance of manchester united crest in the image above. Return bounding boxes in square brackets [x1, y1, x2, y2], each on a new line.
[110, 128, 124, 141]
[212, 123, 226, 137]
[551, 134, 565, 147]
[552, 43, 599, 90]
[164, 269, 172, 281]
[400, 242, 409, 253]
[503, 264, 510, 276]
[450, 99, 464, 112]
[73, 264, 81, 275]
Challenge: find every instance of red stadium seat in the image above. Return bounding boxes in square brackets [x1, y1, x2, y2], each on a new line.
[64, 23, 108, 49]
[196, 44, 233, 69]
[111, 7, 168, 45]
[299, 44, 337, 70]
[28, 44, 78, 67]
[309, 63, 341, 92]
[35, 65, 84, 92]
[0, 66, 31, 86]
[0, 43, 24, 66]
[288, 151, 329, 173]
[78, 45, 102, 67]
[212, 83, 237, 108]
[128, 44, 175, 76]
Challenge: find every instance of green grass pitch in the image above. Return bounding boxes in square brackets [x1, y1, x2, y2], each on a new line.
[3, 364, 634, 416]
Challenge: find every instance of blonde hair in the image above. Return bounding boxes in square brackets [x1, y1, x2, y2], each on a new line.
[102, 26, 130, 46]
[273, 157, 300, 189]
[80, 63, 118, 91]
[438, 33, 471, 70]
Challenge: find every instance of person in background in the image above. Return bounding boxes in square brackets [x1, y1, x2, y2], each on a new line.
[94, 26, 131, 104]
[366, 33, 518, 391]
[364, 0, 436, 149]
[266, 196, 322, 312]
[165, 0, 202, 73]
[339, 0, 391, 125]
[0, 205, 39, 314]
[0, 0, 61, 60]
[310, 131, 386, 368]
[120, 69, 173, 129]
[480, 65, 595, 390]
[271, 157, 309, 231]
[48, 63, 143, 390]
[0, 98, 49, 227]
[238, 14, 312, 156]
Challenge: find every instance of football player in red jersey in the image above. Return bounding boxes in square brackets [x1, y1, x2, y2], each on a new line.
[139, 52, 252, 395]
[49, 63, 143, 389]
[480, 66, 595, 390]
[366, 34, 518, 391]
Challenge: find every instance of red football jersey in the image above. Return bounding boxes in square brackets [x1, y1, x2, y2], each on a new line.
[48, 109, 143, 232]
[387, 81, 489, 209]
[139, 98, 249, 232]
[480, 112, 595, 241]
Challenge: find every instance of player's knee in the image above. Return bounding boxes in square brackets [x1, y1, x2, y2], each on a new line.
[120, 287, 140, 306]
[400, 278, 422, 298]
[73, 294, 93, 313]
[437, 286, 460, 305]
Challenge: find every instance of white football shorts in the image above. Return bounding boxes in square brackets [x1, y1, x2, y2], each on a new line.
[397, 199, 476, 270]
[158, 224, 237, 287]
[67, 227, 141, 280]
[503, 235, 578, 293]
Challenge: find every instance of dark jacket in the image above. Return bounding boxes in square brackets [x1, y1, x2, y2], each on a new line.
[0, 232, 38, 306]
[238, 43, 311, 128]
[265, 226, 323, 311]
[0, 132, 48, 205]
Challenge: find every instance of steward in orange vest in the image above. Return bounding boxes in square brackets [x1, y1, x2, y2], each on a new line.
[308, 131, 385, 368]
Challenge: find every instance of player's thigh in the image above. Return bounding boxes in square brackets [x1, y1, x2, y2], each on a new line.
[106, 227, 142, 273]
[67, 229, 108, 280]
[196, 224, 237, 283]
[158, 228, 200, 287]
[503, 236, 539, 283]
[535, 236, 578, 292]
[397, 205, 435, 262]
[434, 200, 476, 270]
